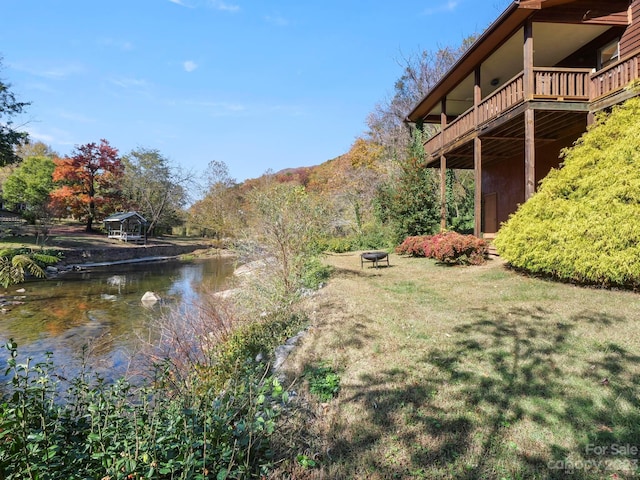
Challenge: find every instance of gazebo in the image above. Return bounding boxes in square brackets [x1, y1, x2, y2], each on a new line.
[103, 211, 147, 243]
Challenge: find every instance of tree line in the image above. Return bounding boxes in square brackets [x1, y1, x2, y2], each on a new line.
[2, 140, 191, 237]
[1, 33, 478, 249]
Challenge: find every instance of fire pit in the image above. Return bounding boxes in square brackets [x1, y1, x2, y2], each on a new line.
[360, 251, 389, 268]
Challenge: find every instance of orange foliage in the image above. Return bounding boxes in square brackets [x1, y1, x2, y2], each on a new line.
[50, 139, 124, 228]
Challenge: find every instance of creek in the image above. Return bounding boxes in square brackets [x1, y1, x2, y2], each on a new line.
[0, 256, 235, 383]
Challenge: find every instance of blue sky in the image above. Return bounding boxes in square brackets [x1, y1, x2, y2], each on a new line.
[1, 0, 510, 183]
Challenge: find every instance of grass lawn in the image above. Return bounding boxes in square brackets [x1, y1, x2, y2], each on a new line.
[280, 252, 640, 479]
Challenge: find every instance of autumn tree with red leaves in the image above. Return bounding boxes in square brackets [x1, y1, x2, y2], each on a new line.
[50, 139, 124, 232]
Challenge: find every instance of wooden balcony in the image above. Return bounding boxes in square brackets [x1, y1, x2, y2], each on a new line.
[423, 52, 640, 157]
[533, 67, 591, 100]
[591, 51, 640, 101]
[478, 72, 525, 124]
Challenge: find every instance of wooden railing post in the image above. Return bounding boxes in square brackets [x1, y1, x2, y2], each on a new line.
[523, 20, 534, 100]
[474, 137, 482, 237]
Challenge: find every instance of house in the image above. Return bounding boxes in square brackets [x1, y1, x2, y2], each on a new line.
[103, 211, 147, 243]
[406, 0, 640, 238]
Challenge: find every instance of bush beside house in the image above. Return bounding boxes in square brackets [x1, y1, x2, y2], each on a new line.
[396, 231, 488, 265]
[494, 95, 640, 288]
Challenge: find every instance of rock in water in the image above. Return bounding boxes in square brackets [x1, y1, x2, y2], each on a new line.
[141, 291, 161, 306]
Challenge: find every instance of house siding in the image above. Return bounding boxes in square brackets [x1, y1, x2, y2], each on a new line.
[483, 158, 524, 231]
[620, 0, 640, 56]
[481, 123, 585, 231]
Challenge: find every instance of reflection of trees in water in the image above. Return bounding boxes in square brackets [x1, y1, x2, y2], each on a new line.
[0, 258, 235, 383]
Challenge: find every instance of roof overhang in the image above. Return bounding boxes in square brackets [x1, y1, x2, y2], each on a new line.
[406, 0, 631, 123]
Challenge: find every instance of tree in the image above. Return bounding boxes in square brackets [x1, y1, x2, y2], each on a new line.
[2, 156, 55, 223]
[14, 141, 57, 160]
[375, 127, 440, 243]
[50, 139, 124, 232]
[366, 36, 476, 162]
[121, 148, 190, 235]
[0, 58, 29, 166]
[187, 159, 241, 239]
[306, 138, 386, 239]
[245, 179, 327, 298]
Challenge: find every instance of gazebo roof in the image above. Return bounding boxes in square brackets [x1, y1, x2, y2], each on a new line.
[103, 211, 147, 223]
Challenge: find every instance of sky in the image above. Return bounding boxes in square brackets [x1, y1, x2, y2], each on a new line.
[1, 0, 511, 184]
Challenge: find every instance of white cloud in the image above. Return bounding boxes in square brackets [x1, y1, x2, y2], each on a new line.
[25, 81, 57, 94]
[183, 60, 198, 72]
[168, 0, 239, 11]
[57, 110, 96, 124]
[265, 14, 289, 27]
[423, 1, 459, 15]
[184, 100, 246, 115]
[26, 126, 76, 147]
[209, 0, 240, 13]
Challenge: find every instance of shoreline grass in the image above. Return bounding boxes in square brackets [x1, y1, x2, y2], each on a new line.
[279, 252, 640, 479]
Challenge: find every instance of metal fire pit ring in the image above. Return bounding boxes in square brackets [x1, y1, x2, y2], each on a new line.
[360, 251, 389, 268]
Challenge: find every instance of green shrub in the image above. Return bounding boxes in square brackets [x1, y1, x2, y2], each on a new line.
[301, 256, 332, 289]
[0, 248, 61, 287]
[0, 340, 287, 479]
[324, 237, 354, 253]
[206, 312, 308, 390]
[304, 363, 341, 402]
[494, 95, 640, 287]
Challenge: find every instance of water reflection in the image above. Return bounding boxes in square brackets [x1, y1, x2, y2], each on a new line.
[0, 256, 235, 382]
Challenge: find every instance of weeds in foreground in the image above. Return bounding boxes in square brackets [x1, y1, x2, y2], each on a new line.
[304, 363, 341, 402]
[0, 339, 287, 479]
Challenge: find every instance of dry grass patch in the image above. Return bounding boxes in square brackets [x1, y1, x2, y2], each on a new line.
[275, 252, 640, 479]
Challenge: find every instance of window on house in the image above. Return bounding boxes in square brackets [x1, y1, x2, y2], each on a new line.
[598, 39, 620, 70]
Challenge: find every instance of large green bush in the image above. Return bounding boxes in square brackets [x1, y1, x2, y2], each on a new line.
[494, 95, 640, 287]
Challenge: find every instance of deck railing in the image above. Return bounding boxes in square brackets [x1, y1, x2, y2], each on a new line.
[443, 106, 475, 145]
[424, 131, 442, 155]
[477, 72, 524, 125]
[591, 52, 640, 100]
[424, 51, 640, 155]
[533, 67, 591, 99]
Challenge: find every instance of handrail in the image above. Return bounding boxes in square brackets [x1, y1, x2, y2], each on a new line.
[442, 106, 475, 145]
[422, 54, 640, 155]
[478, 72, 524, 125]
[424, 131, 442, 154]
[533, 67, 591, 99]
[591, 49, 640, 100]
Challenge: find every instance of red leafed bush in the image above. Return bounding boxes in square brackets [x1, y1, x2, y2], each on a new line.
[397, 232, 488, 265]
[395, 235, 431, 257]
